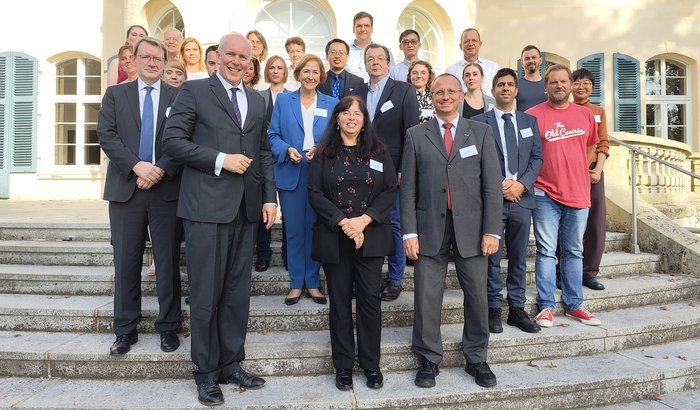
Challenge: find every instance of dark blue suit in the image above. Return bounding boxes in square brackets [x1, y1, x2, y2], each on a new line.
[268, 90, 338, 289]
[472, 109, 543, 308]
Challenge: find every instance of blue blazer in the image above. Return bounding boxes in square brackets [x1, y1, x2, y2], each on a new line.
[268, 90, 338, 191]
[472, 110, 543, 209]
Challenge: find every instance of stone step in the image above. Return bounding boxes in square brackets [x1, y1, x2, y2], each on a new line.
[0, 337, 698, 409]
[0, 231, 632, 267]
[0, 274, 696, 334]
[0, 251, 661, 297]
[596, 388, 700, 409]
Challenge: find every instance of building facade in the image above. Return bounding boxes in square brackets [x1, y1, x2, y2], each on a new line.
[0, 0, 698, 199]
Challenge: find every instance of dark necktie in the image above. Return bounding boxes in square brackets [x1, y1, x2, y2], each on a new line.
[332, 74, 340, 99]
[502, 112, 519, 174]
[231, 87, 242, 125]
[443, 123, 453, 210]
[138, 86, 154, 162]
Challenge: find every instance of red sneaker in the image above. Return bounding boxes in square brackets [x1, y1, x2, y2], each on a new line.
[566, 307, 602, 326]
[534, 308, 554, 328]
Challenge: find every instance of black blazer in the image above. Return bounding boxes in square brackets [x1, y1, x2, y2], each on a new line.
[350, 77, 420, 170]
[308, 148, 397, 264]
[162, 75, 276, 224]
[97, 79, 181, 203]
[317, 69, 365, 99]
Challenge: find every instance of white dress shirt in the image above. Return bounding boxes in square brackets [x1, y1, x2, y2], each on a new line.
[445, 57, 500, 97]
[301, 96, 317, 151]
[214, 71, 248, 176]
[137, 78, 161, 164]
[492, 107, 519, 181]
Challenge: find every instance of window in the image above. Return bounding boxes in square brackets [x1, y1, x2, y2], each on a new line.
[152, 6, 185, 39]
[54, 57, 101, 166]
[396, 7, 442, 68]
[645, 58, 691, 143]
[253, 0, 333, 60]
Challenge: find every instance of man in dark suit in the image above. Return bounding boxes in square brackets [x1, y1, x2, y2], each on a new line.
[351, 43, 419, 301]
[162, 32, 277, 406]
[401, 73, 502, 389]
[97, 37, 182, 356]
[472, 68, 543, 334]
[317, 39, 365, 99]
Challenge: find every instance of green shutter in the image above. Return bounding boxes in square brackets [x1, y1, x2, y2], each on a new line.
[613, 53, 641, 133]
[0, 55, 8, 198]
[577, 53, 604, 106]
[10, 53, 38, 171]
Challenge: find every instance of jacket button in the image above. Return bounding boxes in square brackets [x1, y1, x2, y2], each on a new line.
[440, 213, 445, 218]
[442, 188, 447, 193]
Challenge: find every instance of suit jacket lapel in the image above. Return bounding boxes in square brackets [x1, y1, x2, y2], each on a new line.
[449, 119, 472, 163]
[425, 119, 448, 160]
[486, 111, 504, 158]
[210, 76, 241, 129]
[291, 90, 303, 129]
[374, 78, 395, 121]
[126, 81, 141, 130]
[155, 85, 169, 136]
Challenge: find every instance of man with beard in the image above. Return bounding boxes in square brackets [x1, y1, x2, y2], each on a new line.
[525, 64, 601, 329]
[516, 45, 547, 112]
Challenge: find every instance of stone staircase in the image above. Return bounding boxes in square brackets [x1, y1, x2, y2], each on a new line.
[0, 220, 698, 409]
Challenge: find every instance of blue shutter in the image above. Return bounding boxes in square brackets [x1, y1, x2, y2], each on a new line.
[10, 53, 38, 172]
[0, 55, 7, 197]
[577, 53, 604, 106]
[613, 53, 640, 133]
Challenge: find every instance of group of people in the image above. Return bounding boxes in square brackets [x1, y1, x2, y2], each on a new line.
[96, 10, 609, 407]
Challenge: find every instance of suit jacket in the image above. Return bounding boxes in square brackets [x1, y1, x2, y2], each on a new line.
[162, 75, 276, 224]
[471, 110, 543, 209]
[308, 148, 397, 264]
[259, 87, 291, 123]
[317, 69, 364, 99]
[350, 77, 420, 170]
[267, 90, 338, 191]
[97, 80, 181, 203]
[400, 116, 503, 258]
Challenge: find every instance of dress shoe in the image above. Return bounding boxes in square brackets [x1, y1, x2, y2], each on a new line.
[488, 307, 503, 333]
[197, 381, 224, 406]
[110, 333, 138, 355]
[583, 276, 605, 290]
[185, 296, 190, 305]
[507, 307, 541, 333]
[381, 283, 402, 301]
[465, 361, 497, 388]
[335, 368, 353, 391]
[160, 331, 180, 352]
[415, 359, 439, 388]
[306, 289, 327, 305]
[254, 258, 270, 272]
[220, 366, 266, 389]
[284, 290, 302, 306]
[364, 367, 383, 389]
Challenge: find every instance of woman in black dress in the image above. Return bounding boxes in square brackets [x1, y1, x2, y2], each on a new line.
[308, 95, 397, 391]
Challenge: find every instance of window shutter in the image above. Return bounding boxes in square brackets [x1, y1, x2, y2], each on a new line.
[10, 53, 38, 171]
[518, 52, 548, 79]
[517, 57, 524, 79]
[613, 53, 640, 133]
[577, 53, 604, 106]
[0, 55, 8, 198]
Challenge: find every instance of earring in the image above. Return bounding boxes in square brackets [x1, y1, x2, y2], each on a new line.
[336, 125, 340, 130]
[362, 127, 365, 132]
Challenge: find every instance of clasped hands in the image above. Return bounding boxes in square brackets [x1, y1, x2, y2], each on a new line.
[503, 179, 525, 203]
[338, 214, 372, 249]
[287, 146, 315, 164]
[133, 161, 165, 190]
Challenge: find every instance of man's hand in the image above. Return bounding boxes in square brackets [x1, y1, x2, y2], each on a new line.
[305, 147, 316, 162]
[223, 154, 253, 174]
[404, 236, 419, 260]
[261, 204, 277, 230]
[136, 177, 155, 190]
[132, 162, 164, 186]
[481, 235, 499, 256]
[339, 215, 372, 238]
[287, 147, 302, 164]
[502, 179, 525, 203]
[589, 168, 602, 184]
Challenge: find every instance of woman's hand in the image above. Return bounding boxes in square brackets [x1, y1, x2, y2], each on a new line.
[339, 215, 372, 239]
[287, 147, 302, 164]
[305, 146, 316, 162]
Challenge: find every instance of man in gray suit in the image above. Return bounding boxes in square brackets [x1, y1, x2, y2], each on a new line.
[163, 32, 277, 406]
[401, 73, 502, 389]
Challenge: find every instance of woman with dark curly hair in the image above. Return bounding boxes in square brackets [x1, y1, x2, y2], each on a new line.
[308, 95, 397, 391]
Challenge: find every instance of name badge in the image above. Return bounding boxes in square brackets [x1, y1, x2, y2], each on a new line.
[165, 107, 171, 117]
[459, 145, 478, 158]
[314, 108, 328, 117]
[534, 187, 546, 196]
[369, 159, 383, 172]
[594, 114, 601, 123]
[380, 100, 394, 113]
[520, 127, 533, 138]
[421, 108, 434, 118]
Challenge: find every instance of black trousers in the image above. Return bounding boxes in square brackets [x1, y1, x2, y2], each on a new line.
[109, 188, 182, 336]
[185, 203, 256, 384]
[323, 235, 383, 370]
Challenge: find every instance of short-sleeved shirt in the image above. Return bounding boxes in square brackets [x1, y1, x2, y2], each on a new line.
[516, 78, 547, 112]
[526, 102, 598, 208]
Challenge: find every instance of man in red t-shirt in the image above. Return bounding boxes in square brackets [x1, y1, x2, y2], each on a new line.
[525, 64, 601, 328]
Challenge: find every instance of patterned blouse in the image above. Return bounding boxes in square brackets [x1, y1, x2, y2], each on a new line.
[416, 90, 435, 123]
[330, 146, 374, 218]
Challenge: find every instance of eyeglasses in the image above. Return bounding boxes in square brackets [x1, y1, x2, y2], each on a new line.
[137, 55, 165, 64]
[366, 56, 387, 64]
[572, 81, 593, 88]
[328, 50, 347, 56]
[432, 89, 461, 97]
[401, 40, 419, 46]
[339, 111, 363, 118]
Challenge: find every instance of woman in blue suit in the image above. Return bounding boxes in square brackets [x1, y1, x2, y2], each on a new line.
[268, 54, 338, 305]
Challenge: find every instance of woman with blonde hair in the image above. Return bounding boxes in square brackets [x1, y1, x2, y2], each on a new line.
[162, 59, 187, 88]
[179, 37, 207, 80]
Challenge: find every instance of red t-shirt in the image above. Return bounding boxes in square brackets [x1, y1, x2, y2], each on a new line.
[526, 102, 598, 208]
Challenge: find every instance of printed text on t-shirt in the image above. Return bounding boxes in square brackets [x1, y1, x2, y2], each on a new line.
[544, 121, 586, 142]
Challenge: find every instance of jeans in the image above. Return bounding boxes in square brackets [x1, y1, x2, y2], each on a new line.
[386, 192, 405, 286]
[532, 193, 588, 311]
